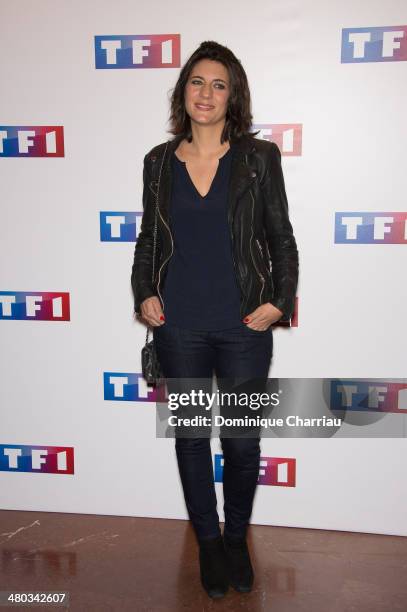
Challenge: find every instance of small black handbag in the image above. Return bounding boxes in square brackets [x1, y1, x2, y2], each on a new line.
[140, 141, 169, 386]
[141, 336, 163, 386]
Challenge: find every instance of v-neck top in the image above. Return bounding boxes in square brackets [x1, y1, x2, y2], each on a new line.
[160, 144, 242, 330]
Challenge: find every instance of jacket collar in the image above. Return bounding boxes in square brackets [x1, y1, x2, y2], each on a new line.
[165, 132, 256, 157]
[156, 133, 257, 215]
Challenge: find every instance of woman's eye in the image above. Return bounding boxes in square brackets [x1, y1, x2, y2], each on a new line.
[190, 80, 226, 89]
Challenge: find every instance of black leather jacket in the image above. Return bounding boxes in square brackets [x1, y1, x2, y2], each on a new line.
[131, 133, 299, 324]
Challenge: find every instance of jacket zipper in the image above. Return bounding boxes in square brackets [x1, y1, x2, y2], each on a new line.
[249, 189, 265, 305]
[228, 217, 246, 305]
[156, 202, 173, 311]
[149, 142, 174, 311]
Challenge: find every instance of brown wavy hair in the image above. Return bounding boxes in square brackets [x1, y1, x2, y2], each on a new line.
[168, 40, 259, 144]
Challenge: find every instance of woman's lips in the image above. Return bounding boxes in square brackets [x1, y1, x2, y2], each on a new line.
[195, 103, 214, 110]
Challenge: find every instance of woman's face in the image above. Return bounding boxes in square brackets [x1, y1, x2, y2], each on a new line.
[184, 59, 231, 129]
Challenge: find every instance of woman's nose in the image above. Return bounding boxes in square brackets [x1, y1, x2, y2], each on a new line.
[200, 84, 212, 97]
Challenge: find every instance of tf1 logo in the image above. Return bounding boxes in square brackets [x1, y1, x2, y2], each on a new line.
[335, 212, 407, 243]
[330, 380, 407, 413]
[253, 124, 302, 156]
[0, 444, 74, 474]
[214, 453, 296, 486]
[104, 372, 167, 402]
[100, 212, 142, 241]
[0, 292, 70, 320]
[341, 26, 407, 63]
[95, 34, 180, 69]
[0, 126, 64, 157]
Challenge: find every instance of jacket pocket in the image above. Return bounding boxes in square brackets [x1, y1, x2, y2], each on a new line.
[255, 239, 274, 301]
[149, 180, 158, 197]
[254, 238, 270, 277]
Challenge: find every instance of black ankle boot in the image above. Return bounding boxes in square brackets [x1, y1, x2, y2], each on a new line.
[198, 535, 229, 598]
[223, 533, 254, 593]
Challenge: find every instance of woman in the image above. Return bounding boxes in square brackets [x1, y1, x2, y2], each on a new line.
[131, 41, 299, 599]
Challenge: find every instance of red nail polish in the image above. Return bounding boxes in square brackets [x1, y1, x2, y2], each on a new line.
[160, 315, 165, 321]
[243, 317, 250, 323]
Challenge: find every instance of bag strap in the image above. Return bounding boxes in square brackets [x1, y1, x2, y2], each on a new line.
[146, 140, 169, 344]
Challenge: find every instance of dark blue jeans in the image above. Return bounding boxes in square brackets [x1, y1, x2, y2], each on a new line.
[153, 322, 273, 541]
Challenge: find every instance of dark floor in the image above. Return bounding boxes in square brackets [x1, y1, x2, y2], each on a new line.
[0, 510, 406, 611]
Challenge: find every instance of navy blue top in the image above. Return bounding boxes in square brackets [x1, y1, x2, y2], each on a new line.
[161, 145, 242, 330]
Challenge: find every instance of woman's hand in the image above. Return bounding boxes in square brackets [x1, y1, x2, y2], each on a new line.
[139, 296, 165, 327]
[243, 302, 283, 330]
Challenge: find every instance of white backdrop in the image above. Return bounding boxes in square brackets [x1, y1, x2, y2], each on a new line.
[1, 0, 406, 536]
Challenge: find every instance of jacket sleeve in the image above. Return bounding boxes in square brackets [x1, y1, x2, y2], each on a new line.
[131, 153, 159, 315]
[263, 142, 299, 323]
